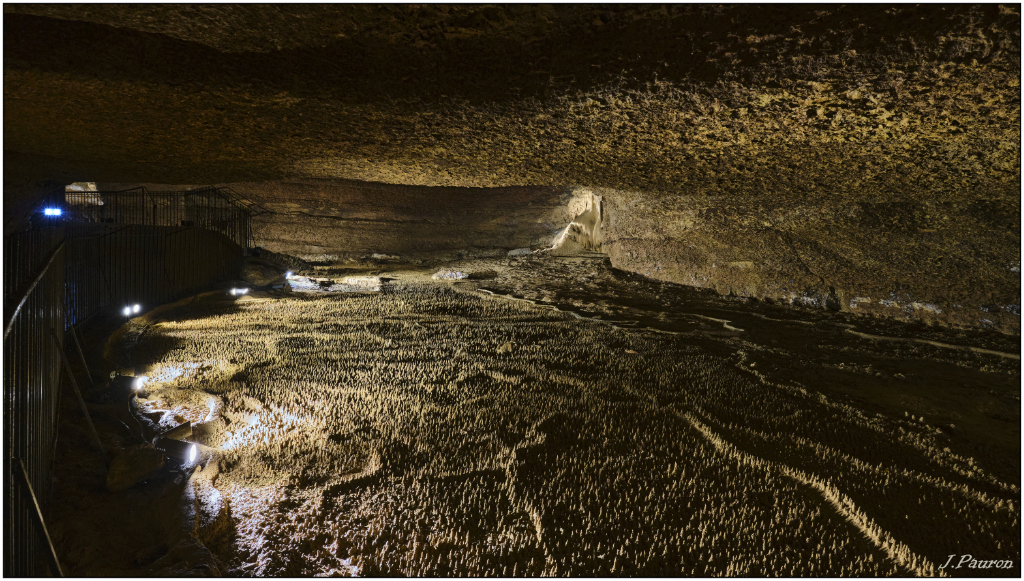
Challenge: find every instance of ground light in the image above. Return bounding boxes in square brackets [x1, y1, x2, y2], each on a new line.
[285, 271, 293, 278]
[161, 422, 192, 441]
[229, 288, 250, 296]
[109, 367, 135, 379]
[156, 437, 198, 464]
[43, 207, 62, 216]
[133, 304, 141, 314]
[132, 376, 148, 390]
[122, 306, 132, 317]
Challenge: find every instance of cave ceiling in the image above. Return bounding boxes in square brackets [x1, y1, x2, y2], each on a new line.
[4, 4, 1019, 196]
[3, 5, 1020, 332]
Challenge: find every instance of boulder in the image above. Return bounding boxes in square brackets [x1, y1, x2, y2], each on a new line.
[240, 259, 285, 287]
[106, 443, 165, 492]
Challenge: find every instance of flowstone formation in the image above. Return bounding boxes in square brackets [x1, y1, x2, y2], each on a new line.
[107, 266, 1018, 577]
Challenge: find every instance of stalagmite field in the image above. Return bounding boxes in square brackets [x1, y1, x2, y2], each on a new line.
[117, 259, 1019, 576]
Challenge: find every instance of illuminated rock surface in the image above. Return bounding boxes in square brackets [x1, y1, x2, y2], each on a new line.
[79, 260, 1018, 576]
[4, 5, 1020, 331]
[6, 6, 1019, 575]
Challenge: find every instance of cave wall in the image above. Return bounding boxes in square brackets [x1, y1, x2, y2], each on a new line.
[240, 180, 576, 262]
[4, 5, 1020, 331]
[597, 188, 1020, 332]
[102, 180, 574, 262]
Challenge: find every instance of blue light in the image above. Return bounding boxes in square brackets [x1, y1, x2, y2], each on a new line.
[44, 208, 62, 217]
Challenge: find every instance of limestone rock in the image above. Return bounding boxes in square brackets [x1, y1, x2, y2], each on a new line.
[106, 443, 165, 492]
[133, 544, 169, 567]
[468, 270, 498, 280]
[241, 259, 285, 287]
[2, 5, 1018, 332]
[432, 270, 468, 281]
[193, 480, 235, 552]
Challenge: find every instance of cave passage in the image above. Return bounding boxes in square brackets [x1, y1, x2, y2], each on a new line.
[6, 5, 1019, 577]
[51, 254, 1020, 577]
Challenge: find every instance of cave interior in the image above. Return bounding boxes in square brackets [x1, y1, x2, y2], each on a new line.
[2, 4, 1021, 577]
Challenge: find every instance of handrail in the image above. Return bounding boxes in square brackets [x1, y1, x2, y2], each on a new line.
[218, 186, 272, 216]
[5, 197, 249, 575]
[16, 459, 63, 577]
[59, 186, 268, 238]
[3, 241, 64, 340]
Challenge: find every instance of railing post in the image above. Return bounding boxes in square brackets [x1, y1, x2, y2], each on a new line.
[68, 327, 96, 391]
[15, 459, 63, 577]
[50, 330, 106, 463]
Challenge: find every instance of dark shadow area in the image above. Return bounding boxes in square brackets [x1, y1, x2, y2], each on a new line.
[5, 5, 1014, 105]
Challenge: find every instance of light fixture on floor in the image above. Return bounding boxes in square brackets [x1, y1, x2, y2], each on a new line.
[156, 437, 198, 464]
[160, 421, 192, 441]
[109, 367, 135, 378]
[133, 304, 141, 314]
[285, 271, 293, 279]
[229, 288, 249, 296]
[122, 306, 132, 317]
[132, 376, 148, 390]
[43, 207, 62, 216]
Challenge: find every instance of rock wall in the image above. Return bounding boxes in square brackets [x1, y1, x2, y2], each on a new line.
[598, 188, 1020, 332]
[243, 178, 1022, 333]
[103, 180, 575, 263]
[73, 175, 1024, 333]
[549, 189, 603, 256]
[4, 5, 1019, 332]
[244, 180, 576, 262]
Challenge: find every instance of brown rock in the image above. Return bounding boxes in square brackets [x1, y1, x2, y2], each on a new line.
[241, 259, 285, 287]
[106, 443, 165, 492]
[2, 5, 1017, 332]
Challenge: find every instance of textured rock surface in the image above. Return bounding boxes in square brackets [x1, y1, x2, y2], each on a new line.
[4, 5, 1019, 331]
[240, 259, 285, 287]
[110, 273, 1019, 576]
[598, 187, 1021, 332]
[106, 443, 165, 492]
[237, 180, 573, 262]
[99, 179, 575, 262]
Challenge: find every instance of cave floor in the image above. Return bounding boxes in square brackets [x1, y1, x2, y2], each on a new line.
[51, 255, 1019, 576]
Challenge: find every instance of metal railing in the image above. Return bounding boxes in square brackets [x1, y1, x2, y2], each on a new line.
[3, 228, 65, 577]
[4, 186, 260, 576]
[63, 186, 269, 249]
[62, 224, 245, 330]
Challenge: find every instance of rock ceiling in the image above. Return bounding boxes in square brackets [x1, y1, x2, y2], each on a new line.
[3, 5, 1020, 331]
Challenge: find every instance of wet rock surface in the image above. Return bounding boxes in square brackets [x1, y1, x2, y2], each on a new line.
[77, 258, 1021, 576]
